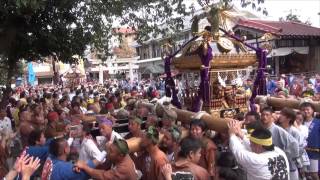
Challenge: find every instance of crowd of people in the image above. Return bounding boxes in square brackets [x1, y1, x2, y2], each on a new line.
[266, 73, 320, 100]
[0, 75, 318, 180]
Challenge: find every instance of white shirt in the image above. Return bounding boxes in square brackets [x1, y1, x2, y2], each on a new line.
[229, 135, 290, 180]
[80, 106, 87, 114]
[295, 125, 311, 165]
[304, 120, 312, 129]
[296, 125, 309, 147]
[69, 93, 76, 101]
[0, 117, 12, 134]
[79, 137, 106, 162]
[96, 130, 123, 151]
[110, 130, 123, 142]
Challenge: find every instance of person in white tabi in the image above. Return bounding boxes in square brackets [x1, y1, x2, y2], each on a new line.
[228, 120, 290, 180]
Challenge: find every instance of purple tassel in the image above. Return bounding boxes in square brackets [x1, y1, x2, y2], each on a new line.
[163, 29, 267, 113]
[249, 49, 267, 111]
[164, 56, 181, 108]
[164, 36, 199, 109]
[218, 28, 267, 112]
[192, 44, 213, 112]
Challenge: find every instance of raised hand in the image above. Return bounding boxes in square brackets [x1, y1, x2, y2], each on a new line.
[13, 153, 30, 173]
[161, 163, 172, 180]
[74, 160, 87, 172]
[228, 120, 240, 136]
[21, 156, 41, 180]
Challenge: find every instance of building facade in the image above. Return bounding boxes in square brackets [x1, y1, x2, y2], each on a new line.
[135, 29, 192, 79]
[233, 19, 320, 76]
[85, 27, 139, 83]
[134, 10, 320, 78]
[134, 8, 257, 79]
[24, 56, 86, 86]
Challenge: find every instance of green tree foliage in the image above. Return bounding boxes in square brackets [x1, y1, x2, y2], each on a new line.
[0, 0, 265, 86]
[279, 10, 312, 25]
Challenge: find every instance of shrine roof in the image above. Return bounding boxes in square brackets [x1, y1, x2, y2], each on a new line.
[235, 19, 320, 37]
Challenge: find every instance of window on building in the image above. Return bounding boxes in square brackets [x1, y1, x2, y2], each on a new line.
[294, 40, 302, 47]
[293, 39, 308, 47]
[277, 39, 294, 47]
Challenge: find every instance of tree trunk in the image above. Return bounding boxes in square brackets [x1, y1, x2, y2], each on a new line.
[0, 57, 17, 107]
[6, 58, 16, 86]
[52, 56, 60, 85]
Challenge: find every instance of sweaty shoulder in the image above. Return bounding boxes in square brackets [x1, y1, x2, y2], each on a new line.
[188, 163, 210, 180]
[155, 149, 169, 166]
[203, 137, 217, 150]
[115, 156, 138, 179]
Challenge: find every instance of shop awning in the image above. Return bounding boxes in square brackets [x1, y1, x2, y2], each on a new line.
[268, 47, 309, 57]
[36, 71, 54, 78]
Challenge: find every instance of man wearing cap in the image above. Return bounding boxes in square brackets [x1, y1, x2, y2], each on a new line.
[124, 116, 144, 139]
[122, 115, 145, 175]
[161, 107, 177, 131]
[140, 126, 169, 180]
[228, 120, 290, 180]
[124, 97, 137, 113]
[45, 111, 66, 139]
[116, 109, 130, 121]
[160, 126, 181, 163]
[136, 106, 150, 121]
[79, 122, 107, 162]
[146, 114, 158, 129]
[97, 116, 122, 150]
[75, 138, 138, 180]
